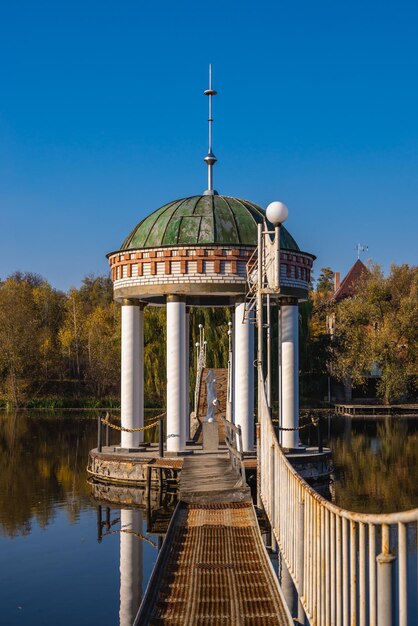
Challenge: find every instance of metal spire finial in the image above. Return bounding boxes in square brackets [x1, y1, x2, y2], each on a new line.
[355, 243, 369, 260]
[203, 64, 218, 195]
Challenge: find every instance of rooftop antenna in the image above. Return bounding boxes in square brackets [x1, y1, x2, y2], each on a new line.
[356, 243, 369, 259]
[203, 64, 218, 195]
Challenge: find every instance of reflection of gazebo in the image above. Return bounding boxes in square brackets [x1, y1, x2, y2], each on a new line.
[106, 75, 314, 454]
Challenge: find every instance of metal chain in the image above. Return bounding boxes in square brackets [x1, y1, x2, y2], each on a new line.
[102, 529, 157, 547]
[100, 411, 165, 433]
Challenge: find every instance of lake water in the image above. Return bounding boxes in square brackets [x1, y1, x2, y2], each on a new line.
[0, 411, 417, 625]
[305, 414, 418, 513]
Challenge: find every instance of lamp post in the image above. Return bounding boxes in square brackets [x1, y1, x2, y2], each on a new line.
[266, 201, 288, 439]
[265, 201, 288, 288]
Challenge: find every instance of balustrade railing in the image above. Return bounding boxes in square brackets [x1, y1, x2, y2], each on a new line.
[258, 367, 418, 626]
[220, 416, 245, 482]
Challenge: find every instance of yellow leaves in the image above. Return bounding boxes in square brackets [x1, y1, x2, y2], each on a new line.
[58, 327, 73, 352]
[56, 464, 74, 488]
[37, 458, 51, 479]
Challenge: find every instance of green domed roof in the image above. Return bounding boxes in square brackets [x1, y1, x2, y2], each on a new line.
[121, 195, 299, 250]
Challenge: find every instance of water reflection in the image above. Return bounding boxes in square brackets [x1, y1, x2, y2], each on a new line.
[93, 484, 177, 625]
[0, 411, 160, 626]
[0, 411, 417, 625]
[0, 412, 94, 537]
[119, 509, 143, 626]
[300, 415, 418, 513]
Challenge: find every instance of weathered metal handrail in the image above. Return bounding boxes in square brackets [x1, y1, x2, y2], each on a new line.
[220, 416, 245, 482]
[258, 366, 418, 626]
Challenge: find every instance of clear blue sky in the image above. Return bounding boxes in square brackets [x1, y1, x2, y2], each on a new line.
[1, 0, 417, 290]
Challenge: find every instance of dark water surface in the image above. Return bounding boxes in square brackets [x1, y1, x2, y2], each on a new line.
[0, 411, 417, 625]
[0, 411, 161, 626]
[303, 415, 418, 513]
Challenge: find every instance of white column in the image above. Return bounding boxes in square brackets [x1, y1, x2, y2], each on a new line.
[119, 508, 143, 626]
[121, 301, 143, 449]
[138, 307, 144, 444]
[166, 296, 186, 452]
[184, 310, 190, 441]
[234, 300, 254, 451]
[281, 300, 299, 450]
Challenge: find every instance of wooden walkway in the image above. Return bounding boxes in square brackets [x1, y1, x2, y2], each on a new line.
[135, 454, 293, 625]
[194, 368, 229, 442]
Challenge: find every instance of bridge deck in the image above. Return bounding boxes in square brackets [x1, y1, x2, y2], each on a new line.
[135, 454, 292, 625]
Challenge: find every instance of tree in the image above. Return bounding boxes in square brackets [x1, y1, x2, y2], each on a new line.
[0, 278, 42, 405]
[144, 307, 166, 406]
[58, 289, 87, 380]
[32, 282, 66, 380]
[372, 264, 418, 402]
[330, 264, 418, 403]
[85, 303, 120, 397]
[316, 267, 334, 295]
[78, 274, 113, 311]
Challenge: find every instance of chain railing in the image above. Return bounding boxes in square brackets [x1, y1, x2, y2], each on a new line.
[97, 411, 165, 457]
[258, 366, 418, 626]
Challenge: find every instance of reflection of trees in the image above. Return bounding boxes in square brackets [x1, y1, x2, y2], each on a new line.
[331, 419, 418, 513]
[0, 413, 95, 537]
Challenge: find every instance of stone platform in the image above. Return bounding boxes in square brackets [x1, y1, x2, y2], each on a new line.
[285, 446, 333, 482]
[87, 443, 257, 486]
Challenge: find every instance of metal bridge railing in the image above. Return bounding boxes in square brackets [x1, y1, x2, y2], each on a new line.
[258, 367, 418, 626]
[220, 416, 246, 482]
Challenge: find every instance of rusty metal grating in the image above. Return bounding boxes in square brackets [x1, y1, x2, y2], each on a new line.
[188, 501, 250, 510]
[138, 502, 291, 625]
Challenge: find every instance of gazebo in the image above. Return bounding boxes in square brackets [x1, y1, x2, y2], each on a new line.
[108, 193, 313, 453]
[106, 73, 315, 455]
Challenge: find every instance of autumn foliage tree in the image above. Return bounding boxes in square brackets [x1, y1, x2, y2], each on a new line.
[0, 264, 415, 408]
[329, 264, 418, 403]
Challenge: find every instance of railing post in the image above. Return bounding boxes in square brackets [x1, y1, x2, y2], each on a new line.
[97, 413, 103, 453]
[377, 524, 396, 626]
[159, 417, 164, 458]
[105, 421, 110, 447]
[398, 522, 407, 626]
[270, 444, 277, 552]
[256, 422, 262, 509]
[317, 413, 323, 453]
[296, 494, 306, 625]
[237, 425, 246, 482]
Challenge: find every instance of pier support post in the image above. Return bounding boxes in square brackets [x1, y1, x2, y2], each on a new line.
[281, 299, 299, 450]
[166, 296, 186, 452]
[121, 300, 144, 448]
[234, 299, 254, 452]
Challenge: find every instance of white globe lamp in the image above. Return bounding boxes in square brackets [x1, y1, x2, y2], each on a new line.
[266, 201, 288, 225]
